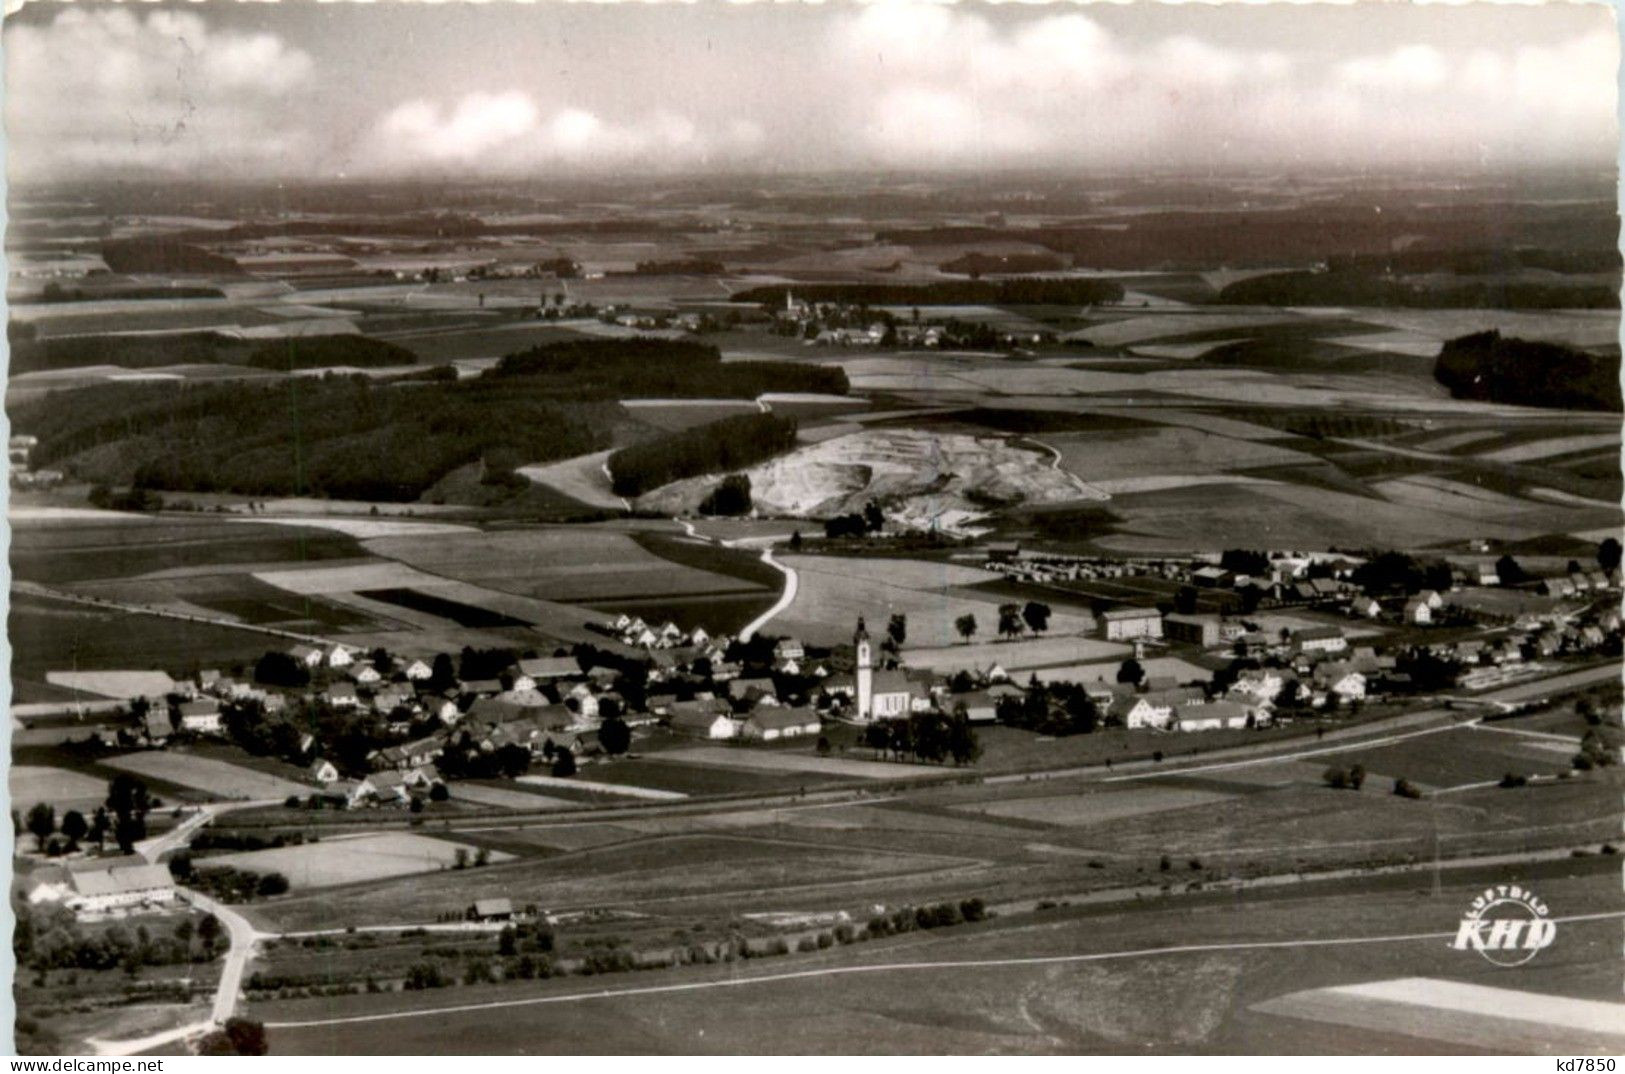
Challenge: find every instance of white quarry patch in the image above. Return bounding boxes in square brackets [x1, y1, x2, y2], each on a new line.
[634, 428, 1105, 533]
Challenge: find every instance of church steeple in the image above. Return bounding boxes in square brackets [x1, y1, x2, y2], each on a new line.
[855, 616, 873, 720]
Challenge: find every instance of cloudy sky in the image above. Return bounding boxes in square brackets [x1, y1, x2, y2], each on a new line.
[4, 0, 1617, 183]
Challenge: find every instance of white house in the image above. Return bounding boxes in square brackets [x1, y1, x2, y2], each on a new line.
[1417, 589, 1445, 610]
[1173, 700, 1256, 732]
[1293, 626, 1348, 654]
[352, 664, 382, 686]
[308, 758, 340, 785]
[1229, 670, 1284, 704]
[1314, 663, 1367, 704]
[403, 659, 433, 682]
[327, 646, 356, 669]
[65, 864, 177, 915]
[1402, 599, 1432, 625]
[741, 706, 821, 741]
[289, 644, 324, 668]
[177, 699, 223, 735]
[670, 709, 737, 740]
[1349, 596, 1382, 619]
[1101, 607, 1163, 642]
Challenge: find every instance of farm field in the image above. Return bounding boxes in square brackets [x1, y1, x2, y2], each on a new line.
[516, 450, 624, 510]
[10, 595, 281, 685]
[203, 833, 511, 888]
[362, 527, 770, 605]
[251, 833, 971, 931]
[1314, 725, 1583, 791]
[446, 782, 583, 811]
[10, 516, 366, 585]
[956, 785, 1234, 826]
[572, 757, 827, 797]
[651, 746, 949, 781]
[100, 750, 311, 800]
[778, 554, 1096, 648]
[1045, 427, 1316, 482]
[256, 862, 1624, 1054]
[10, 765, 110, 814]
[904, 635, 1127, 673]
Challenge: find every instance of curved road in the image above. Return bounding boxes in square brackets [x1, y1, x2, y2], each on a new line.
[672, 517, 800, 641]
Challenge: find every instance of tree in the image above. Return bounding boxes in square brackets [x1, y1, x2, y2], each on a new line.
[224, 1018, 269, 1056]
[253, 650, 309, 689]
[90, 807, 109, 850]
[815, 735, 832, 757]
[1322, 766, 1350, 790]
[699, 473, 752, 517]
[552, 747, 577, 778]
[1347, 763, 1367, 791]
[1116, 659, 1145, 686]
[947, 711, 982, 766]
[1173, 586, 1199, 615]
[60, 810, 88, 848]
[789, 529, 803, 552]
[1600, 537, 1622, 572]
[997, 603, 1024, 640]
[1495, 554, 1527, 586]
[886, 614, 908, 652]
[863, 501, 885, 533]
[26, 803, 55, 851]
[197, 913, 221, 954]
[429, 781, 450, 802]
[598, 715, 632, 757]
[1021, 601, 1051, 635]
[954, 614, 978, 644]
[428, 652, 458, 692]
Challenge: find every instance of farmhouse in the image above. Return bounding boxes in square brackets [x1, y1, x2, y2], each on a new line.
[65, 864, 177, 915]
[741, 706, 821, 741]
[1229, 669, 1284, 703]
[289, 644, 324, 668]
[142, 710, 173, 745]
[1292, 626, 1347, 654]
[1173, 699, 1255, 732]
[954, 691, 998, 723]
[517, 656, 581, 681]
[1349, 596, 1382, 618]
[1192, 566, 1234, 588]
[1101, 607, 1163, 641]
[774, 638, 806, 662]
[1402, 599, 1432, 625]
[729, 677, 777, 703]
[1163, 613, 1222, 648]
[327, 646, 356, 669]
[177, 699, 223, 735]
[1313, 663, 1367, 703]
[352, 664, 383, 686]
[670, 709, 738, 740]
[403, 659, 433, 681]
[325, 682, 360, 708]
[469, 898, 514, 922]
[1123, 687, 1204, 730]
[308, 758, 341, 785]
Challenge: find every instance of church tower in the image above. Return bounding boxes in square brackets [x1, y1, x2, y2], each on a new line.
[854, 617, 873, 721]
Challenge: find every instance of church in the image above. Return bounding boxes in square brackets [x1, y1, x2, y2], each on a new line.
[853, 618, 913, 721]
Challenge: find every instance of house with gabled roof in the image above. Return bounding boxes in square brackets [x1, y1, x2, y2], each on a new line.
[741, 706, 821, 741]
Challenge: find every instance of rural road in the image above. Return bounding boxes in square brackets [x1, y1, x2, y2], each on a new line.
[672, 516, 800, 641]
[185, 890, 265, 1026]
[262, 909, 1625, 1032]
[137, 799, 288, 862]
[739, 548, 798, 641]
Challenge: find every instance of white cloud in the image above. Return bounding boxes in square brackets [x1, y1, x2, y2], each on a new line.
[819, 2, 1617, 171]
[5, 8, 315, 180]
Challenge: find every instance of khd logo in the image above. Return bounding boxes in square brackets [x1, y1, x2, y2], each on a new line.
[1451, 885, 1556, 966]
